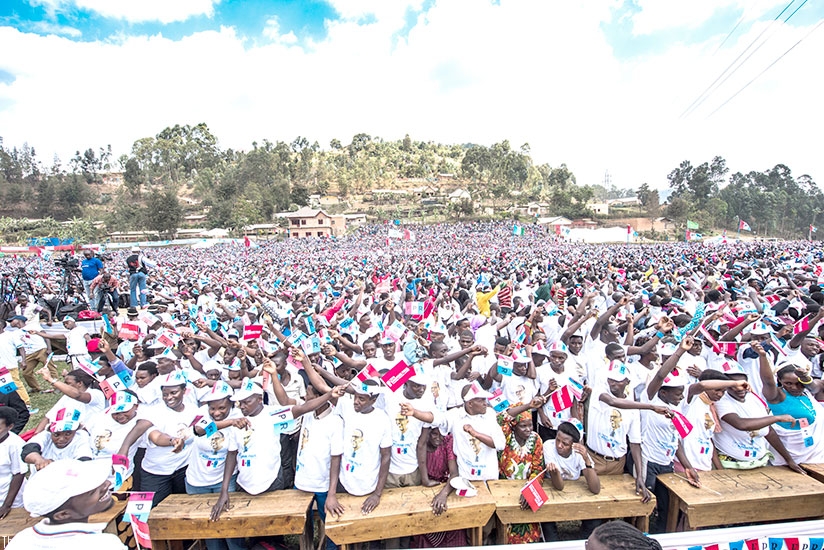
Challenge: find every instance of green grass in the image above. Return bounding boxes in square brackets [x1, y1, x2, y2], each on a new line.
[24, 361, 68, 430]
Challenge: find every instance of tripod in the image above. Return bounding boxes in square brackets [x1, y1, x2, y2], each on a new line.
[0, 267, 38, 321]
[53, 267, 88, 319]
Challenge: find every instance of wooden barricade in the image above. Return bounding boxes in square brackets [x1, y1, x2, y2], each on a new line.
[487, 474, 655, 543]
[658, 466, 824, 532]
[324, 483, 496, 550]
[147, 490, 314, 550]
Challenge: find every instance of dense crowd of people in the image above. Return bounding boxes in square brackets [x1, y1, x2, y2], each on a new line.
[1, 220, 823, 549]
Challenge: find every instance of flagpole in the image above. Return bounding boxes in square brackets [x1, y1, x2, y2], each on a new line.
[736, 217, 740, 241]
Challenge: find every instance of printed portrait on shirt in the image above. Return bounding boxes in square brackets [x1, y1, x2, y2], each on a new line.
[609, 409, 622, 436]
[210, 431, 226, 452]
[300, 427, 309, 452]
[704, 413, 714, 431]
[95, 429, 112, 451]
[395, 414, 409, 441]
[351, 429, 364, 456]
[468, 434, 481, 460]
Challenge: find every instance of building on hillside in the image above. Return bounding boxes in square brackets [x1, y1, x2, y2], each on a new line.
[536, 216, 572, 232]
[448, 188, 471, 203]
[101, 172, 124, 186]
[284, 207, 347, 238]
[182, 214, 207, 227]
[606, 197, 642, 207]
[571, 218, 599, 229]
[243, 224, 282, 238]
[586, 202, 609, 215]
[343, 213, 367, 228]
[513, 202, 551, 217]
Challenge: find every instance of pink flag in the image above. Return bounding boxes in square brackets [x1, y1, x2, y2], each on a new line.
[356, 363, 380, 383]
[243, 324, 264, 340]
[549, 385, 573, 412]
[520, 474, 548, 512]
[381, 359, 415, 392]
[793, 316, 811, 335]
[671, 410, 693, 438]
[130, 514, 153, 548]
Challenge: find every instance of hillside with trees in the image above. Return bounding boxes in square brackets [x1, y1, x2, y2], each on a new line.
[0, 124, 821, 242]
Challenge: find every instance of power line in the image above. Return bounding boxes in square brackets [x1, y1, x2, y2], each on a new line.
[688, 0, 809, 116]
[708, 18, 824, 117]
[679, 0, 797, 119]
[713, 14, 745, 55]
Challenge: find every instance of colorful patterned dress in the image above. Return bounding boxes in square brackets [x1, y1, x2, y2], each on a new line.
[498, 410, 545, 544]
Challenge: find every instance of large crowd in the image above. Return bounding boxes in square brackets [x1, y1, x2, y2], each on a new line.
[1, 220, 823, 549]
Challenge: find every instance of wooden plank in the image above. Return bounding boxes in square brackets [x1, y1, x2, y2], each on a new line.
[0, 498, 127, 549]
[324, 483, 496, 546]
[148, 490, 314, 541]
[802, 463, 824, 484]
[658, 466, 824, 531]
[487, 474, 655, 524]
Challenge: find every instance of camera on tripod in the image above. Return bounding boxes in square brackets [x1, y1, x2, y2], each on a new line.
[54, 253, 80, 271]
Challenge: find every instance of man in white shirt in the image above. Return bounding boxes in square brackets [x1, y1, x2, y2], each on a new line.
[0, 316, 32, 410]
[442, 383, 505, 481]
[7, 458, 125, 549]
[325, 381, 392, 517]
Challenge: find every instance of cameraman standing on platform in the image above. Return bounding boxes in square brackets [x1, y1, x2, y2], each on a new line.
[126, 247, 156, 309]
[80, 249, 104, 310]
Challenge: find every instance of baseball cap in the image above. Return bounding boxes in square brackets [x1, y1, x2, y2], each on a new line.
[50, 419, 80, 432]
[560, 418, 585, 438]
[7, 315, 27, 322]
[548, 341, 568, 356]
[463, 381, 493, 401]
[720, 360, 748, 377]
[657, 342, 679, 357]
[62, 316, 76, 323]
[378, 336, 394, 346]
[159, 371, 187, 387]
[226, 329, 240, 339]
[662, 367, 688, 388]
[750, 322, 772, 336]
[131, 246, 140, 252]
[606, 361, 631, 382]
[231, 377, 263, 401]
[105, 391, 137, 414]
[201, 381, 234, 402]
[24, 459, 113, 517]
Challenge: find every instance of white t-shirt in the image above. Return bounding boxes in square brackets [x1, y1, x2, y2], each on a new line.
[20, 329, 47, 353]
[499, 373, 538, 408]
[295, 406, 343, 493]
[680, 394, 716, 471]
[0, 329, 24, 370]
[713, 392, 770, 461]
[0, 432, 26, 508]
[585, 391, 641, 458]
[543, 440, 586, 481]
[6, 520, 126, 549]
[45, 390, 107, 426]
[640, 395, 681, 466]
[339, 406, 392, 496]
[233, 405, 283, 495]
[141, 404, 198, 475]
[66, 326, 90, 356]
[415, 359, 451, 417]
[84, 411, 140, 478]
[263, 367, 306, 436]
[28, 430, 92, 463]
[186, 407, 241, 488]
[537, 366, 574, 429]
[443, 406, 505, 481]
[380, 391, 434, 475]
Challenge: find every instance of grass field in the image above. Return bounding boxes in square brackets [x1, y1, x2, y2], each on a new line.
[24, 362, 67, 428]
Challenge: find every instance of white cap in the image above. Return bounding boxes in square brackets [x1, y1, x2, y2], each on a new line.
[24, 459, 112, 517]
[750, 322, 771, 336]
[661, 367, 688, 387]
[231, 377, 263, 401]
[159, 371, 187, 387]
[463, 381, 493, 401]
[606, 361, 631, 382]
[720, 360, 748, 377]
[201, 381, 234, 402]
[131, 246, 140, 252]
[104, 391, 137, 414]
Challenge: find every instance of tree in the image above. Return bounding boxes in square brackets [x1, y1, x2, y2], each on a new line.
[144, 188, 182, 238]
[637, 183, 660, 216]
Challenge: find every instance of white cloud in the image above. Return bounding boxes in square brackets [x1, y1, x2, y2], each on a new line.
[31, 21, 81, 37]
[262, 17, 297, 45]
[0, 0, 821, 195]
[28, 0, 219, 23]
[630, 0, 785, 36]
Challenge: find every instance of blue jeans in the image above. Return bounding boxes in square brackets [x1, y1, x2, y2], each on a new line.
[82, 279, 97, 309]
[308, 490, 338, 550]
[129, 272, 148, 307]
[186, 476, 246, 550]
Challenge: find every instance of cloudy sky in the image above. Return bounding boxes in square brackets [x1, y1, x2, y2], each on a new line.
[0, 0, 822, 191]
